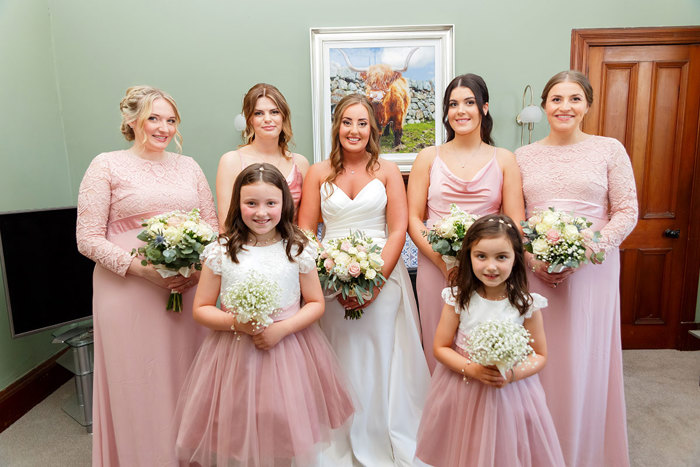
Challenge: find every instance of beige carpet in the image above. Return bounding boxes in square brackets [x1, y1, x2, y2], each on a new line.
[0, 349, 698, 466]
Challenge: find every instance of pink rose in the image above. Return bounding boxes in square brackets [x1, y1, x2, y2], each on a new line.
[340, 241, 352, 252]
[320, 250, 329, 259]
[323, 258, 335, 271]
[356, 245, 367, 253]
[546, 228, 561, 243]
[348, 262, 361, 278]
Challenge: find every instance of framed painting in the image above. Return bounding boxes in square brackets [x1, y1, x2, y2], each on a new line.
[310, 25, 454, 172]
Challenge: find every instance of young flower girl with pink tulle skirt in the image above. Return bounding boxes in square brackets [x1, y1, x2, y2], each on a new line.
[416, 214, 564, 467]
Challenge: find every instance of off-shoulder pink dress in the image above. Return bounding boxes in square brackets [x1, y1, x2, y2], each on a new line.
[417, 147, 503, 372]
[416, 289, 565, 467]
[239, 153, 304, 213]
[516, 135, 637, 467]
[174, 240, 354, 466]
[76, 150, 218, 467]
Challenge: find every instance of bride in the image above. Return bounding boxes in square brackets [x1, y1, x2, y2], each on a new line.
[298, 94, 430, 466]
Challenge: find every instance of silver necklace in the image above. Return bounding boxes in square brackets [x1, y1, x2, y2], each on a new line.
[459, 142, 483, 168]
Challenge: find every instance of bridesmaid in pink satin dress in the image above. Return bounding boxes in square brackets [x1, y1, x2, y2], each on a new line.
[516, 70, 637, 467]
[407, 74, 525, 373]
[216, 83, 308, 224]
[76, 86, 218, 466]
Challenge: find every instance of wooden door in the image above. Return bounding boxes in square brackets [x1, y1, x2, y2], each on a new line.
[572, 28, 700, 349]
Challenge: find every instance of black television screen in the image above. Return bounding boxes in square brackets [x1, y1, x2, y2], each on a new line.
[0, 207, 94, 337]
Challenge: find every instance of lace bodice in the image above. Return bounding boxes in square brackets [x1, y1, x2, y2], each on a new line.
[320, 179, 388, 244]
[442, 288, 547, 351]
[201, 240, 316, 308]
[516, 136, 638, 253]
[76, 150, 218, 276]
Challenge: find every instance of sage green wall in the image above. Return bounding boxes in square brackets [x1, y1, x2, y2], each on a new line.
[1, 0, 699, 390]
[0, 0, 74, 390]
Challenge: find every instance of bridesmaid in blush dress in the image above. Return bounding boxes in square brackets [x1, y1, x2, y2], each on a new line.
[76, 86, 217, 466]
[516, 70, 637, 467]
[216, 83, 309, 224]
[407, 74, 525, 373]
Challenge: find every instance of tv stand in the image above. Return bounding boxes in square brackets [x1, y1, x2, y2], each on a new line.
[53, 324, 93, 433]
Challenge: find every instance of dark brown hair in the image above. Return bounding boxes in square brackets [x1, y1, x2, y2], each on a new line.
[449, 214, 532, 316]
[442, 74, 493, 145]
[222, 163, 306, 262]
[240, 83, 294, 157]
[541, 70, 594, 107]
[324, 94, 381, 188]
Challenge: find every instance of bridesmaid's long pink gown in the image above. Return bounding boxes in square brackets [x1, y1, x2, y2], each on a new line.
[416, 147, 502, 373]
[516, 135, 637, 467]
[77, 150, 218, 466]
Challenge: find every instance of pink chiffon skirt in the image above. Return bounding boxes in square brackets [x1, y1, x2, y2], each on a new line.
[416, 357, 565, 467]
[174, 322, 354, 467]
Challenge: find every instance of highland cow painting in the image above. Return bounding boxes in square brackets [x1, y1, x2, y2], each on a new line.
[311, 25, 454, 171]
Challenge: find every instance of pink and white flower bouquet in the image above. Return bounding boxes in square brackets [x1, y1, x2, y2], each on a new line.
[131, 208, 217, 312]
[424, 203, 478, 270]
[317, 230, 386, 320]
[521, 207, 604, 273]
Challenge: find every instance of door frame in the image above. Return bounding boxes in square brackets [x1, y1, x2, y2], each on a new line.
[571, 26, 700, 350]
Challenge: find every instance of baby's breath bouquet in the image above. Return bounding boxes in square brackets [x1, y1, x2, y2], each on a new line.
[424, 204, 478, 270]
[221, 270, 281, 331]
[318, 230, 386, 320]
[521, 207, 605, 273]
[131, 208, 216, 312]
[467, 319, 534, 379]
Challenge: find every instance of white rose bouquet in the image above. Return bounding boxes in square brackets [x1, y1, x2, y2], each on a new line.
[221, 270, 281, 331]
[521, 207, 605, 273]
[131, 208, 217, 312]
[466, 319, 534, 379]
[424, 204, 478, 270]
[317, 230, 386, 320]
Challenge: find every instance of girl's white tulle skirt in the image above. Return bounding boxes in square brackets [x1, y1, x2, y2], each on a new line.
[173, 323, 354, 467]
[416, 352, 565, 467]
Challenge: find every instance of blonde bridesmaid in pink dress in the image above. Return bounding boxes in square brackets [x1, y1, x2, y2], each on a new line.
[216, 83, 308, 223]
[408, 74, 525, 373]
[516, 70, 637, 467]
[76, 86, 218, 466]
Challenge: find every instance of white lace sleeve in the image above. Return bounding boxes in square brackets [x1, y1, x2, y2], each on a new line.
[296, 241, 319, 274]
[524, 292, 548, 318]
[596, 139, 638, 254]
[200, 241, 224, 275]
[441, 287, 458, 310]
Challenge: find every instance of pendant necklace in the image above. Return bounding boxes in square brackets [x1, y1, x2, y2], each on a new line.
[459, 141, 482, 168]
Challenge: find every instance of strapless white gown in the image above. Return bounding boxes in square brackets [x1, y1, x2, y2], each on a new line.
[317, 179, 430, 466]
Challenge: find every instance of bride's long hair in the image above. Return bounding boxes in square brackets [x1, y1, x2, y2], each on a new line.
[324, 94, 381, 188]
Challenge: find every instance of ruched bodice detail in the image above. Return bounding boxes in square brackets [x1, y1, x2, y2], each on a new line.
[321, 179, 387, 243]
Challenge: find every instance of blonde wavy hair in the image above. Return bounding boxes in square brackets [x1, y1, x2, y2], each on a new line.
[325, 94, 380, 187]
[240, 83, 293, 158]
[119, 85, 182, 152]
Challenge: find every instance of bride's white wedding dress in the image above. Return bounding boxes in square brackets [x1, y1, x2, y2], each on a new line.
[318, 179, 430, 466]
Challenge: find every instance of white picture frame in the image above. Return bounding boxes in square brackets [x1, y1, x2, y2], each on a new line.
[310, 25, 454, 172]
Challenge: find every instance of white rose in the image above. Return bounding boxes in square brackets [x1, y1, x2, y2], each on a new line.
[347, 246, 358, 255]
[542, 211, 559, 226]
[335, 252, 351, 267]
[357, 251, 368, 261]
[330, 249, 340, 259]
[359, 260, 369, 270]
[365, 269, 377, 280]
[532, 238, 549, 256]
[164, 226, 182, 244]
[563, 224, 580, 242]
[535, 222, 551, 235]
[369, 253, 384, 268]
[182, 220, 197, 231]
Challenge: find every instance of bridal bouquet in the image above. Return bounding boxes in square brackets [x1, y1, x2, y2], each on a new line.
[521, 207, 605, 273]
[221, 270, 281, 331]
[424, 203, 478, 270]
[318, 230, 386, 320]
[466, 319, 534, 379]
[131, 208, 217, 312]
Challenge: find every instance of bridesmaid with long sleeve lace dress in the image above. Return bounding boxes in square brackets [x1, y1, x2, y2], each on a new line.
[516, 70, 638, 467]
[215, 83, 309, 223]
[407, 74, 525, 373]
[76, 86, 218, 466]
